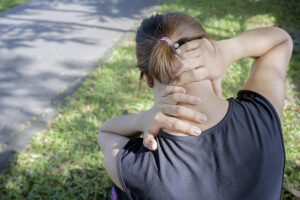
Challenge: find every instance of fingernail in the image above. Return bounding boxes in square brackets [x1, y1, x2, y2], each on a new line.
[199, 115, 207, 122]
[179, 88, 185, 93]
[193, 97, 201, 103]
[192, 128, 201, 136]
[148, 141, 153, 150]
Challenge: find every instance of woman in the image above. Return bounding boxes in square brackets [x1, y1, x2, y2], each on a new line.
[98, 12, 293, 200]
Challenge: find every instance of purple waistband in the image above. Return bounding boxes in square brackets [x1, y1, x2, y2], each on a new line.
[112, 185, 118, 200]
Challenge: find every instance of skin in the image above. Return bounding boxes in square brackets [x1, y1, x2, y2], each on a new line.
[98, 27, 293, 191]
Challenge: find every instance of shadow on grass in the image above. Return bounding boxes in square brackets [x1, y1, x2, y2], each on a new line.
[0, 152, 113, 199]
[0, 0, 161, 163]
[0, 40, 146, 199]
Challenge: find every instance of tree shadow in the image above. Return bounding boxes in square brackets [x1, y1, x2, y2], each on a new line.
[0, 153, 113, 199]
[0, 0, 163, 49]
[0, 0, 163, 169]
[0, 40, 139, 199]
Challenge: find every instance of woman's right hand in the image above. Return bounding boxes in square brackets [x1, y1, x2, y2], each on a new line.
[142, 85, 207, 151]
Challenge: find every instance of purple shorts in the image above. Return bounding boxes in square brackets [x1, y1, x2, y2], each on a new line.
[111, 185, 118, 200]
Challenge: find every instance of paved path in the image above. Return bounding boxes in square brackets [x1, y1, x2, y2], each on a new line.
[0, 0, 162, 171]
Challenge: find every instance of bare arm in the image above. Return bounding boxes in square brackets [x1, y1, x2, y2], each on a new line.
[176, 27, 293, 118]
[218, 27, 293, 118]
[99, 113, 144, 138]
[98, 86, 207, 190]
[219, 27, 292, 65]
[99, 85, 205, 150]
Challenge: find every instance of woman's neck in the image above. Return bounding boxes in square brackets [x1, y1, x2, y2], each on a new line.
[158, 80, 229, 136]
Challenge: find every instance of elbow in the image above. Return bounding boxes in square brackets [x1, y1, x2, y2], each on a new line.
[97, 121, 108, 149]
[98, 130, 105, 152]
[99, 119, 110, 133]
[286, 35, 294, 54]
[281, 29, 294, 56]
[272, 27, 294, 55]
[275, 27, 294, 47]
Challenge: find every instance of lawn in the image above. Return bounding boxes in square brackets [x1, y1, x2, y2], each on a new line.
[0, 0, 299, 199]
[0, 0, 30, 13]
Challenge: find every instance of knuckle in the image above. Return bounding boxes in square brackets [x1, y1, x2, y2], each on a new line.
[181, 52, 188, 59]
[158, 104, 164, 111]
[176, 106, 184, 115]
[182, 123, 191, 133]
[154, 112, 161, 122]
[185, 42, 190, 49]
[165, 96, 172, 104]
[171, 93, 179, 101]
[194, 40, 200, 48]
[196, 48, 202, 55]
[191, 70, 197, 79]
[166, 86, 172, 93]
[171, 121, 179, 130]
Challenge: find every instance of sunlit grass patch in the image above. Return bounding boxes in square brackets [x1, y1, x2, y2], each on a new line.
[0, 0, 30, 13]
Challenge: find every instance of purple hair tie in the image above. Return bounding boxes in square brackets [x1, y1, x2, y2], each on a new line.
[158, 37, 180, 53]
[159, 37, 172, 46]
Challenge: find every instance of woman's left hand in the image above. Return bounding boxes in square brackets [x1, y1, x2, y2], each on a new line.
[141, 85, 207, 150]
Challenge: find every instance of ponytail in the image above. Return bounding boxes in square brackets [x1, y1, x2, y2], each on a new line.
[149, 39, 180, 84]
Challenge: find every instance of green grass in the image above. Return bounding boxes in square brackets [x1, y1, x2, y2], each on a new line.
[0, 0, 299, 199]
[0, 0, 30, 13]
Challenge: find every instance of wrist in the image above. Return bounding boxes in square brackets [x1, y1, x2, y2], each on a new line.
[216, 38, 237, 67]
[133, 111, 148, 133]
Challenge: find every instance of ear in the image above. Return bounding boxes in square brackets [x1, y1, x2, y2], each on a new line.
[145, 75, 154, 88]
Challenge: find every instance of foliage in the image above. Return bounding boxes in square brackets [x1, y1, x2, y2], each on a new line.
[0, 0, 30, 13]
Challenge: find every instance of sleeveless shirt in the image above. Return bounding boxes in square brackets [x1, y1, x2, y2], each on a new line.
[115, 90, 286, 200]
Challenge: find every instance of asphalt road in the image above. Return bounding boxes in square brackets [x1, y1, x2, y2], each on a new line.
[0, 0, 163, 172]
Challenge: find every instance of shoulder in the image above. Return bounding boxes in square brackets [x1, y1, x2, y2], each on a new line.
[117, 138, 157, 199]
[236, 90, 280, 115]
[118, 137, 155, 171]
[232, 90, 282, 130]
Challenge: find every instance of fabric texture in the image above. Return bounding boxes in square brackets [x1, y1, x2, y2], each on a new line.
[116, 90, 285, 200]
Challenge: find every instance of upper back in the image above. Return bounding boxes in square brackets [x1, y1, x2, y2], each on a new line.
[117, 90, 285, 200]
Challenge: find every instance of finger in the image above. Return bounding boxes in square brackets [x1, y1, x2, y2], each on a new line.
[161, 93, 201, 105]
[143, 133, 158, 151]
[160, 114, 202, 136]
[211, 79, 223, 98]
[179, 47, 201, 59]
[160, 85, 186, 97]
[160, 104, 207, 123]
[175, 58, 203, 77]
[176, 67, 209, 86]
[179, 39, 202, 52]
